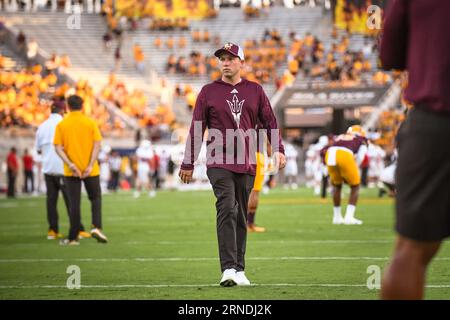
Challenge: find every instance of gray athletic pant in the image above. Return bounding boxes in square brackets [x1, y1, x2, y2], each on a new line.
[207, 168, 255, 272]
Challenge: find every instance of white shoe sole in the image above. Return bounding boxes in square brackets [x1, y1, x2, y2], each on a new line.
[343, 219, 363, 225]
[220, 279, 237, 287]
[333, 217, 344, 224]
[91, 232, 108, 243]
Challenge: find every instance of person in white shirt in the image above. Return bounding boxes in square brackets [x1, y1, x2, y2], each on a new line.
[134, 139, 156, 198]
[35, 102, 89, 240]
[367, 142, 386, 188]
[98, 145, 111, 193]
[157, 148, 170, 189]
[108, 150, 122, 192]
[31, 148, 43, 195]
[283, 142, 299, 189]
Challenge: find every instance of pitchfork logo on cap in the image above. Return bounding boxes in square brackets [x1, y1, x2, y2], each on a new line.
[214, 42, 245, 60]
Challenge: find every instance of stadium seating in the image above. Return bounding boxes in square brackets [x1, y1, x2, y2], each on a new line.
[0, 6, 324, 100]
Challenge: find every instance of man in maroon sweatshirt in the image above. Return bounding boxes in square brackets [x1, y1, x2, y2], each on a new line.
[380, 0, 450, 299]
[179, 43, 286, 286]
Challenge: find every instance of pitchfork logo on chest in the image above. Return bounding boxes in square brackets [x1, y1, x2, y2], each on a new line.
[226, 89, 245, 127]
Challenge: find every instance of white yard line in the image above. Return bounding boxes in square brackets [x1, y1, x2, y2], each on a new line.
[0, 283, 450, 289]
[138, 240, 394, 245]
[2, 256, 450, 263]
[0, 239, 395, 247]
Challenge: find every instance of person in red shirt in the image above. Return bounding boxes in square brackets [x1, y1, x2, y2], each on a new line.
[6, 147, 18, 198]
[360, 153, 369, 188]
[22, 149, 34, 194]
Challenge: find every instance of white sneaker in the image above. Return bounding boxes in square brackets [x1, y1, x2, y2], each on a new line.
[235, 271, 251, 286]
[133, 191, 140, 198]
[149, 190, 156, 198]
[343, 217, 363, 225]
[59, 239, 80, 246]
[333, 215, 344, 225]
[220, 268, 237, 287]
[91, 228, 108, 243]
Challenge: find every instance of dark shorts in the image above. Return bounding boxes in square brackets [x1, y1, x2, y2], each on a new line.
[395, 107, 450, 241]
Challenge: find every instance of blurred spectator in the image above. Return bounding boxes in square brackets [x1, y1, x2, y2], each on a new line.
[192, 29, 201, 42]
[26, 38, 39, 66]
[178, 36, 187, 49]
[134, 139, 156, 198]
[202, 29, 210, 42]
[59, 54, 71, 75]
[108, 150, 122, 192]
[45, 53, 59, 74]
[133, 43, 145, 73]
[158, 149, 170, 189]
[151, 149, 160, 189]
[166, 37, 175, 50]
[7, 147, 18, 198]
[103, 31, 113, 51]
[154, 36, 162, 49]
[167, 54, 177, 73]
[22, 148, 34, 194]
[0, 20, 6, 45]
[114, 46, 121, 71]
[16, 30, 26, 56]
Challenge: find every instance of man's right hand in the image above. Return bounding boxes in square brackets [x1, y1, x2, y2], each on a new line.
[69, 163, 82, 178]
[179, 169, 193, 184]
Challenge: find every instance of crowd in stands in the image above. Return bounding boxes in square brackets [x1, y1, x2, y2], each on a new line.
[0, 63, 58, 128]
[164, 28, 286, 87]
[160, 24, 390, 99]
[149, 17, 190, 31]
[1, 32, 177, 135]
[174, 83, 197, 110]
[290, 32, 347, 82]
[334, 0, 382, 36]
[102, 0, 216, 20]
[0, 58, 125, 132]
[100, 73, 176, 130]
[285, 27, 391, 88]
[0, 64, 177, 135]
[153, 35, 188, 50]
[373, 110, 404, 150]
[243, 4, 265, 19]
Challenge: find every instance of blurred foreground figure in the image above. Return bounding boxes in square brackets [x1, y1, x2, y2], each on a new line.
[380, 0, 450, 299]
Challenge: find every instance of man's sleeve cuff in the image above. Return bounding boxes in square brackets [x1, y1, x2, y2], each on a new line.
[180, 164, 194, 171]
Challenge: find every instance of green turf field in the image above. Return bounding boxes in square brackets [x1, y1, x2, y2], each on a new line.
[1, 187, 449, 300]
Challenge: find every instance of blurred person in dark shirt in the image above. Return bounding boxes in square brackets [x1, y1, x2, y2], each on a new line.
[380, 0, 450, 300]
[6, 147, 18, 198]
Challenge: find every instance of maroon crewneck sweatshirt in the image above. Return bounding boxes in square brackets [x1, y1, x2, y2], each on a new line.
[181, 78, 284, 175]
